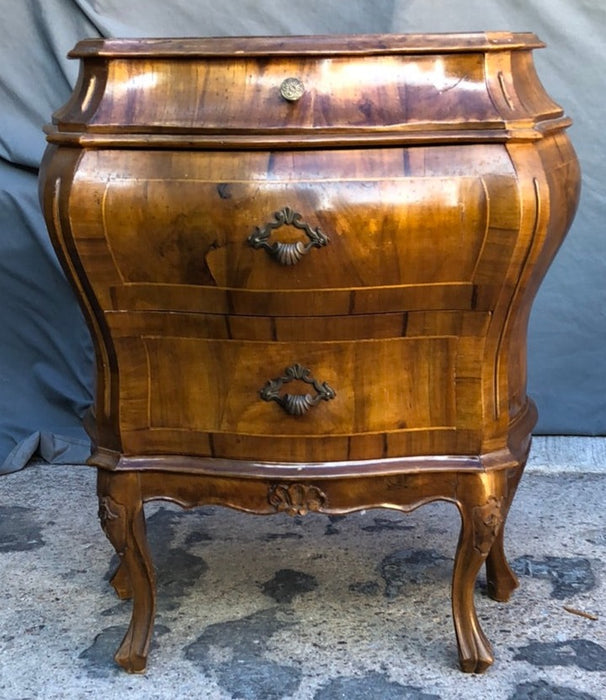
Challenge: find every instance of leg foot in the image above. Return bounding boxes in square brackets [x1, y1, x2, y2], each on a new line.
[452, 474, 510, 673]
[97, 470, 156, 673]
[452, 517, 494, 672]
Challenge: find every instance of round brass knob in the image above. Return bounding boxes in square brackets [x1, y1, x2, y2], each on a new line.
[279, 77, 305, 102]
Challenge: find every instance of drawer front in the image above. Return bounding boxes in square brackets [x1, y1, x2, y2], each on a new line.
[88, 52, 497, 132]
[103, 307, 487, 460]
[145, 336, 454, 434]
[114, 335, 459, 457]
[102, 177, 485, 289]
[69, 145, 521, 315]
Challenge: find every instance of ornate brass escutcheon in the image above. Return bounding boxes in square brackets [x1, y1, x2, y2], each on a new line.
[247, 206, 329, 265]
[259, 363, 336, 416]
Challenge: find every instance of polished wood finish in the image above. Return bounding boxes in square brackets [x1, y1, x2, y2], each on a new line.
[40, 33, 580, 674]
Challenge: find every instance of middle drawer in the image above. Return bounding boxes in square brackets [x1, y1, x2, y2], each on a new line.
[114, 334, 458, 438]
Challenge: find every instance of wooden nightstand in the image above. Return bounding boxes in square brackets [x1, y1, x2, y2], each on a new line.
[40, 33, 580, 673]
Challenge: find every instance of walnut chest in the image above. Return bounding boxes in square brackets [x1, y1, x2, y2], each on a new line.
[40, 33, 580, 673]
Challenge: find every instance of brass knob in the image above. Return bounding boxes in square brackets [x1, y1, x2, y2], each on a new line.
[280, 77, 305, 102]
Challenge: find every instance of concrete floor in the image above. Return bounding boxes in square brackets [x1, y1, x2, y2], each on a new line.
[0, 437, 605, 699]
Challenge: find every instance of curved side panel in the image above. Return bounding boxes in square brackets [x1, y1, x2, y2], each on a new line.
[39, 145, 121, 451]
[491, 134, 580, 448]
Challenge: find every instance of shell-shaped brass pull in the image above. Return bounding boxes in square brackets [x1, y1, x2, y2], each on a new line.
[247, 206, 329, 266]
[259, 364, 336, 416]
[272, 241, 306, 266]
[280, 77, 305, 102]
[282, 393, 316, 416]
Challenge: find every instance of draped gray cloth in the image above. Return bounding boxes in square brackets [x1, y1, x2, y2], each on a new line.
[1, 0, 604, 474]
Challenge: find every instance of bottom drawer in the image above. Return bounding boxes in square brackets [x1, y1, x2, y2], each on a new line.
[115, 335, 459, 460]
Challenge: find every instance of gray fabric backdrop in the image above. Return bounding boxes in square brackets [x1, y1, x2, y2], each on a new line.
[1, 0, 604, 474]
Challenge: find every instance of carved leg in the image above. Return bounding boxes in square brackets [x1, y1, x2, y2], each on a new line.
[97, 470, 156, 673]
[452, 473, 508, 673]
[485, 464, 524, 602]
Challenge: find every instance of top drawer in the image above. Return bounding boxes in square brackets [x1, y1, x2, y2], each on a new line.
[69, 53, 496, 133]
[49, 33, 567, 143]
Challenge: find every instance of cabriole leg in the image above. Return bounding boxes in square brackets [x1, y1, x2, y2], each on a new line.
[452, 472, 509, 673]
[97, 469, 156, 673]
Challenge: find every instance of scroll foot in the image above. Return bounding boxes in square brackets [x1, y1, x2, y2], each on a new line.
[97, 470, 156, 673]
